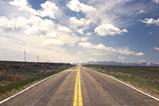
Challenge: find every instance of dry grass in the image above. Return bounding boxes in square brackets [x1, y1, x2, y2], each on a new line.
[86, 64, 159, 97]
[0, 61, 72, 100]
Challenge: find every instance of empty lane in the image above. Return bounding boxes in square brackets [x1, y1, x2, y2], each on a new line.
[1, 66, 159, 106]
[81, 67, 159, 106]
[1, 68, 76, 106]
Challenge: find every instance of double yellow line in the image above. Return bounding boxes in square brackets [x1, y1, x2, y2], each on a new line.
[73, 65, 83, 106]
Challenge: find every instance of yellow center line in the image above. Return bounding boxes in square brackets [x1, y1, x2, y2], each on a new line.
[73, 66, 83, 106]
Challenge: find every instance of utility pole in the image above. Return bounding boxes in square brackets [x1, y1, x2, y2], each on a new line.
[37, 56, 39, 63]
[24, 50, 26, 63]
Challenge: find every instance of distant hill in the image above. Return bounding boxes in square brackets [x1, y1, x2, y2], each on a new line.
[84, 61, 159, 66]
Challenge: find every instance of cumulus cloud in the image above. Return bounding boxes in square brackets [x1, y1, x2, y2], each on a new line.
[141, 18, 159, 26]
[79, 42, 94, 48]
[58, 26, 72, 33]
[0, 16, 79, 46]
[66, 0, 132, 36]
[154, 47, 159, 51]
[69, 17, 91, 27]
[95, 24, 127, 36]
[135, 52, 145, 56]
[0, 15, 55, 34]
[43, 39, 64, 46]
[56, 33, 80, 45]
[10, 0, 28, 6]
[0, 34, 80, 63]
[10, 0, 60, 19]
[79, 42, 144, 56]
[39, 1, 59, 19]
[67, 0, 96, 13]
[79, 42, 105, 50]
[0, 0, 147, 63]
[80, 37, 89, 42]
[25, 17, 56, 35]
[106, 47, 144, 56]
[0, 0, 80, 47]
[0, 16, 29, 31]
[10, 0, 38, 16]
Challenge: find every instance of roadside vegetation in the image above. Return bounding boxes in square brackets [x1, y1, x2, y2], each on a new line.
[0, 61, 72, 100]
[86, 64, 159, 97]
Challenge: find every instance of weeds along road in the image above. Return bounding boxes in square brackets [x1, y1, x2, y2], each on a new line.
[1, 66, 159, 106]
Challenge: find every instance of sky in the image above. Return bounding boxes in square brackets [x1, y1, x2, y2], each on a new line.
[0, 0, 159, 63]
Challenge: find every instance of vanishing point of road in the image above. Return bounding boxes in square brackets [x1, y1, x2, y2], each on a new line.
[1, 66, 159, 106]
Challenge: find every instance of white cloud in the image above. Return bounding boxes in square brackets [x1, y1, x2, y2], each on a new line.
[79, 42, 108, 50]
[0, 16, 79, 46]
[152, 0, 159, 4]
[80, 37, 88, 42]
[79, 42, 94, 48]
[24, 26, 40, 35]
[58, 26, 72, 33]
[79, 41, 144, 56]
[141, 18, 159, 26]
[43, 39, 64, 46]
[85, 32, 92, 36]
[0, 31, 80, 63]
[104, 47, 144, 56]
[79, 42, 106, 50]
[10, 0, 60, 19]
[24, 16, 54, 35]
[135, 52, 145, 56]
[0, 0, 148, 63]
[69, 17, 90, 27]
[45, 32, 57, 38]
[0, 16, 13, 29]
[39, 1, 59, 19]
[94, 44, 106, 50]
[154, 47, 159, 51]
[67, 0, 96, 13]
[95, 24, 127, 36]
[56, 33, 80, 45]
[10, 0, 28, 6]
[0, 15, 56, 34]
[10, 0, 38, 16]
[0, 16, 29, 30]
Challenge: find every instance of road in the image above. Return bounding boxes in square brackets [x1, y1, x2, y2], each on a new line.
[1, 66, 159, 106]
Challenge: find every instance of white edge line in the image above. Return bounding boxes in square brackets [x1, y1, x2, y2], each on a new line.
[0, 70, 66, 104]
[95, 70, 159, 102]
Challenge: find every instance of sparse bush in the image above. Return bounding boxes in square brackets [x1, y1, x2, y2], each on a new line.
[0, 61, 72, 100]
[86, 64, 159, 96]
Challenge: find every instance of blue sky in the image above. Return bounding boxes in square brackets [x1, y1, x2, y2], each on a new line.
[0, 0, 159, 63]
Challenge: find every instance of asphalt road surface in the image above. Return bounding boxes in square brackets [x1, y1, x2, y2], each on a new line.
[1, 66, 159, 106]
